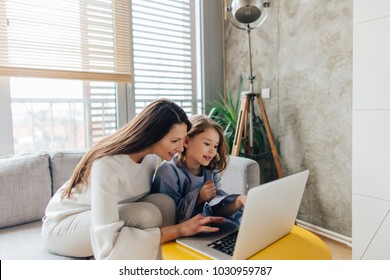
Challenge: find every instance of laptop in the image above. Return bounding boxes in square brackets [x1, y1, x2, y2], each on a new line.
[176, 170, 310, 260]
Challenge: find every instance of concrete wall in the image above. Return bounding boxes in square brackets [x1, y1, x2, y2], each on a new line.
[224, 0, 352, 236]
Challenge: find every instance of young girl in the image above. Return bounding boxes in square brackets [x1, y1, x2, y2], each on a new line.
[41, 99, 224, 260]
[152, 114, 246, 224]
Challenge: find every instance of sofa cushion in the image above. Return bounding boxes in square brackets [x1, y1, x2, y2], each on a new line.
[0, 220, 76, 260]
[0, 152, 52, 228]
[50, 150, 85, 194]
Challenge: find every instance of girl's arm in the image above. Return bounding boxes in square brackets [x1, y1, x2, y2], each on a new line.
[209, 170, 246, 218]
[211, 194, 246, 218]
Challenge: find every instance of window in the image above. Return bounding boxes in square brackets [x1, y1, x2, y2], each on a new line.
[0, 0, 201, 156]
[10, 78, 117, 154]
[131, 0, 198, 114]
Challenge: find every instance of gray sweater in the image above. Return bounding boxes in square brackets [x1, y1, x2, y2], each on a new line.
[152, 157, 241, 224]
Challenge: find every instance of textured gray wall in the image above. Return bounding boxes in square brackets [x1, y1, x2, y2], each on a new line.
[224, 0, 352, 236]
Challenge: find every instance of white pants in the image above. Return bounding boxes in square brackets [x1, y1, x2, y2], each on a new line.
[41, 193, 175, 258]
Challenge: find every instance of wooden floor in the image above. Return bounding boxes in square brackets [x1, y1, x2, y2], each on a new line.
[319, 236, 352, 260]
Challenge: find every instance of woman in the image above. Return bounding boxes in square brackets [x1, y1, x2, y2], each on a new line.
[41, 99, 224, 260]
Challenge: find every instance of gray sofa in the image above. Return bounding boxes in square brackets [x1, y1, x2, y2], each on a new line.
[0, 150, 260, 260]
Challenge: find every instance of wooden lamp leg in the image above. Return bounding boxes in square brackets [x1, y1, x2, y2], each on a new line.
[232, 94, 249, 156]
[256, 95, 284, 178]
[232, 93, 284, 179]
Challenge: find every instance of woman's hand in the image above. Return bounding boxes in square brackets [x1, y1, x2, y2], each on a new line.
[198, 180, 217, 204]
[178, 214, 224, 237]
[160, 214, 224, 244]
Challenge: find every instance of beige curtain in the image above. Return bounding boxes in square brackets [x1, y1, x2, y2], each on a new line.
[0, 0, 132, 82]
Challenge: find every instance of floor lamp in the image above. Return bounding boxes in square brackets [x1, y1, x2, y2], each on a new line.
[226, 0, 284, 178]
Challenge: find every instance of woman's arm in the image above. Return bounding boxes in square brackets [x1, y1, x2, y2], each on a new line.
[159, 214, 225, 244]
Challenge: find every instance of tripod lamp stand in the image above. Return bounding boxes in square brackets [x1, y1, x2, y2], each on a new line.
[226, 0, 283, 178]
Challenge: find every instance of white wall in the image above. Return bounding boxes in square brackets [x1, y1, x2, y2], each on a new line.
[353, 0, 390, 259]
[0, 78, 14, 156]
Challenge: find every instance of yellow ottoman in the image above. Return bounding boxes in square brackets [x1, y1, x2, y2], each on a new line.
[162, 225, 332, 260]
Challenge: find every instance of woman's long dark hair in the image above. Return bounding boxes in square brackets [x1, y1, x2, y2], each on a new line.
[62, 98, 191, 199]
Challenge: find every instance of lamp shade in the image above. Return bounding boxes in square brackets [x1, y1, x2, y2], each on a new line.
[226, 0, 269, 30]
[231, 0, 262, 24]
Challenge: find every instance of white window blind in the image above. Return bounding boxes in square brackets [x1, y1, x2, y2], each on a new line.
[0, 0, 132, 82]
[131, 0, 197, 114]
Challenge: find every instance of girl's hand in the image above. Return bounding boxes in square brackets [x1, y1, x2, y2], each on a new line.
[237, 194, 247, 208]
[198, 180, 217, 204]
[211, 194, 247, 218]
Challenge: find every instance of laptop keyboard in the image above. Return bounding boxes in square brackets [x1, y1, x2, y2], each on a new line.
[207, 231, 238, 256]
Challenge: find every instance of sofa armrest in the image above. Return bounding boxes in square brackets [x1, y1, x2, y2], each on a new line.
[0, 152, 52, 228]
[220, 156, 260, 195]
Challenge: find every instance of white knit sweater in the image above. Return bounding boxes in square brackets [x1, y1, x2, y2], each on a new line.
[45, 154, 161, 259]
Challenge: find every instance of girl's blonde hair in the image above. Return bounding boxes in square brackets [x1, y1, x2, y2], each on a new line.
[61, 98, 191, 199]
[181, 114, 229, 173]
